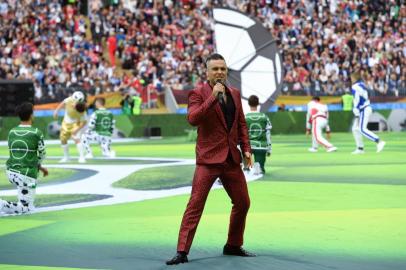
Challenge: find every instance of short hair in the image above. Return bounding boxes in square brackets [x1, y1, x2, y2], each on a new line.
[312, 96, 320, 101]
[16, 102, 33, 121]
[75, 101, 87, 113]
[248, 95, 259, 107]
[95, 97, 106, 106]
[351, 72, 361, 82]
[205, 53, 225, 68]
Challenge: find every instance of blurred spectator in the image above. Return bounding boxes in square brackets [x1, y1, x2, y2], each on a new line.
[277, 103, 286, 111]
[120, 93, 134, 115]
[341, 89, 353, 111]
[107, 30, 117, 67]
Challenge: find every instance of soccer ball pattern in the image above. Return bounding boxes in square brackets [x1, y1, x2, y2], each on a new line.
[72, 91, 85, 102]
[213, 8, 283, 112]
[47, 121, 61, 138]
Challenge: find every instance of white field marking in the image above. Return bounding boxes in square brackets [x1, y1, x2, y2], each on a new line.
[0, 156, 262, 215]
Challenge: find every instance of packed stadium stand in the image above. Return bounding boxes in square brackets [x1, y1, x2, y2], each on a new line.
[0, 0, 404, 109]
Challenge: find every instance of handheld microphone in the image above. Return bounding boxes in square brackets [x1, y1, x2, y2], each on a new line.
[215, 79, 224, 104]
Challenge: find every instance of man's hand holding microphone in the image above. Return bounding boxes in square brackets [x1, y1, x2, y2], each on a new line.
[212, 79, 225, 104]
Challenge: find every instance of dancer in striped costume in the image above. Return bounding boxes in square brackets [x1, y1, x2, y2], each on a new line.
[350, 72, 386, 154]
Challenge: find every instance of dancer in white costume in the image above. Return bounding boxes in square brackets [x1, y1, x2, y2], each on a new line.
[306, 96, 337, 153]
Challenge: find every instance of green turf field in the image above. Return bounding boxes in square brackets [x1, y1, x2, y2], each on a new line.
[113, 165, 195, 190]
[0, 132, 405, 270]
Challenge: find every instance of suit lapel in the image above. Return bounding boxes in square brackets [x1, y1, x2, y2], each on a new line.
[202, 83, 227, 130]
[215, 102, 228, 131]
[229, 88, 239, 131]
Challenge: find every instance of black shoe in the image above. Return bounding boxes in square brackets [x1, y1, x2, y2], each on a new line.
[223, 244, 256, 257]
[166, 252, 188, 265]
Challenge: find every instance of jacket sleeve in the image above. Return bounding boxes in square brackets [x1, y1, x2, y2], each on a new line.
[88, 112, 97, 130]
[187, 90, 217, 126]
[37, 130, 46, 166]
[266, 117, 272, 152]
[236, 92, 251, 153]
[111, 118, 116, 133]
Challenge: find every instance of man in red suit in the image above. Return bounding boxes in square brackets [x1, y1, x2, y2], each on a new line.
[166, 53, 256, 265]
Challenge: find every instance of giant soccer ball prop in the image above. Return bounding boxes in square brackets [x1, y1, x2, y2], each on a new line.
[213, 8, 283, 112]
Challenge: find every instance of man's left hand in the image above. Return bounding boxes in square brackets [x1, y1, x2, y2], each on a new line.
[39, 166, 49, 177]
[244, 152, 252, 168]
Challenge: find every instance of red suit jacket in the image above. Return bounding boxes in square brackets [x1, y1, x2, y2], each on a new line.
[187, 82, 251, 164]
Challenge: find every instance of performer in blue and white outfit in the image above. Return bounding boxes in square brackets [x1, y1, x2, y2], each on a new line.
[351, 72, 386, 154]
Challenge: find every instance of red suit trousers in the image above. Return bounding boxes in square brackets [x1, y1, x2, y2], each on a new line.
[177, 157, 250, 253]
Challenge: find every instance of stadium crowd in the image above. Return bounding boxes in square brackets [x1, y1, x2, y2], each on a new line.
[233, 0, 405, 97]
[0, 0, 404, 107]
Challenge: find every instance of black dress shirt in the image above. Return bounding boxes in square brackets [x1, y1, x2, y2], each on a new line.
[220, 91, 235, 132]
